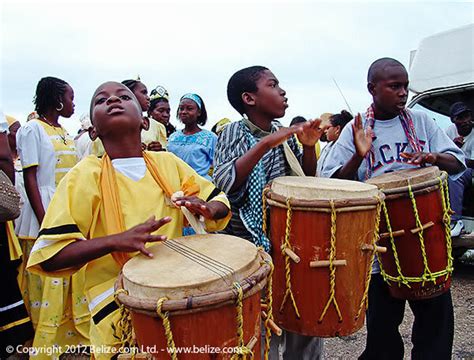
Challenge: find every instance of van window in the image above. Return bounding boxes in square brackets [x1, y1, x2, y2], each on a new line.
[411, 103, 452, 130]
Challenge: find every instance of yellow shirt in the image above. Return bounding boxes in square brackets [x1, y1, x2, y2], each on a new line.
[141, 119, 168, 149]
[27, 151, 230, 357]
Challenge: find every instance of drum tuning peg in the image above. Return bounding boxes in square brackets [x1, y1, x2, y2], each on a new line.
[309, 259, 347, 268]
[361, 244, 388, 253]
[261, 311, 283, 336]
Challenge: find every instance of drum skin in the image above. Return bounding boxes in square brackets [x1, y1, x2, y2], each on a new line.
[377, 185, 451, 300]
[269, 203, 378, 337]
[131, 294, 261, 360]
[118, 235, 267, 360]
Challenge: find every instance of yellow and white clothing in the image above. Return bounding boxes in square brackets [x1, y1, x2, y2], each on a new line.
[16, 119, 89, 359]
[141, 118, 168, 149]
[74, 131, 94, 160]
[27, 151, 230, 359]
[16, 120, 78, 238]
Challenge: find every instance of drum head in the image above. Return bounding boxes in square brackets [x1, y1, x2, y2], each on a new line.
[122, 234, 260, 301]
[270, 176, 379, 200]
[366, 166, 441, 190]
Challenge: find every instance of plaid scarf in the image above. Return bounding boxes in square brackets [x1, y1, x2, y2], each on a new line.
[364, 104, 422, 179]
[238, 121, 271, 252]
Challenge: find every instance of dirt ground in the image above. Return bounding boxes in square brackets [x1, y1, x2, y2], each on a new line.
[323, 260, 474, 360]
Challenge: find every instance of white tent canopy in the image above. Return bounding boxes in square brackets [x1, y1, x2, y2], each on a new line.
[409, 24, 474, 94]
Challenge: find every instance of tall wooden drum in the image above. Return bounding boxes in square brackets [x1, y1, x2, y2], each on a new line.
[264, 177, 384, 337]
[366, 167, 453, 300]
[115, 234, 272, 359]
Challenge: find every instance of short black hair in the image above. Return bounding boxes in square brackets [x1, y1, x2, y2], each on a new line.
[330, 110, 353, 128]
[121, 79, 141, 92]
[177, 94, 208, 126]
[367, 58, 405, 83]
[34, 77, 69, 116]
[227, 66, 269, 115]
[290, 116, 306, 126]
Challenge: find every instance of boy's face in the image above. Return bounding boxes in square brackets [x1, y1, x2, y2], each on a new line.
[250, 70, 288, 119]
[90, 82, 143, 137]
[369, 65, 409, 118]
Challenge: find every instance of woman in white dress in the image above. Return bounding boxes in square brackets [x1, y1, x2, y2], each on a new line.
[16, 77, 89, 358]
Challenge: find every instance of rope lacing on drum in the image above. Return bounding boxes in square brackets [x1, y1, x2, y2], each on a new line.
[379, 174, 453, 286]
[318, 200, 342, 324]
[279, 197, 301, 318]
[262, 187, 270, 238]
[231, 282, 253, 360]
[113, 288, 137, 355]
[356, 196, 382, 320]
[438, 175, 454, 277]
[262, 258, 274, 360]
[379, 200, 410, 287]
[408, 180, 436, 285]
[156, 297, 178, 360]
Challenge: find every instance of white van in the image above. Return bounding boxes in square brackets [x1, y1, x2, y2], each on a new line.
[408, 24, 474, 252]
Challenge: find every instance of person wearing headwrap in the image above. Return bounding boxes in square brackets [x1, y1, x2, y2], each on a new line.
[167, 93, 217, 181]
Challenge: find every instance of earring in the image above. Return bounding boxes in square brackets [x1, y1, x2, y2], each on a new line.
[56, 102, 64, 111]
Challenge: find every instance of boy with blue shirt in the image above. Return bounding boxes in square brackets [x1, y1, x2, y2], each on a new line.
[321, 58, 465, 359]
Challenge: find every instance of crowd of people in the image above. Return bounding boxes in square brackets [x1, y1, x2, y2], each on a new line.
[0, 57, 472, 360]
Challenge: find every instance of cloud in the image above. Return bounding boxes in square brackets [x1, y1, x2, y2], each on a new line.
[1, 1, 472, 134]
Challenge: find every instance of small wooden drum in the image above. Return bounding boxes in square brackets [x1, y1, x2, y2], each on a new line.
[115, 234, 272, 359]
[264, 177, 383, 337]
[367, 167, 453, 300]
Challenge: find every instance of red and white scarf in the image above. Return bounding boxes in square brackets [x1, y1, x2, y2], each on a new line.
[364, 104, 422, 179]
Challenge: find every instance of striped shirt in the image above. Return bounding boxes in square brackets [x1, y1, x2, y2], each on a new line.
[213, 119, 302, 241]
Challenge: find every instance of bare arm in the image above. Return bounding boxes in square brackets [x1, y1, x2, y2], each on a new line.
[400, 152, 464, 175]
[0, 133, 14, 183]
[23, 166, 46, 224]
[230, 127, 300, 192]
[41, 216, 171, 272]
[333, 114, 372, 180]
[333, 153, 365, 180]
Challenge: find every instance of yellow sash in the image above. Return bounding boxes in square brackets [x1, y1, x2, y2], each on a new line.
[98, 152, 199, 267]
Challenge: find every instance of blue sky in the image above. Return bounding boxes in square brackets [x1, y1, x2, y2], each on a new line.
[1, 0, 472, 135]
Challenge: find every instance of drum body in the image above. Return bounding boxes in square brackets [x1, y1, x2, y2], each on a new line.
[116, 234, 272, 359]
[265, 177, 382, 337]
[367, 167, 453, 300]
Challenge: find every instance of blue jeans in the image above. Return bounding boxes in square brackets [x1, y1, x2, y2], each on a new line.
[448, 168, 473, 221]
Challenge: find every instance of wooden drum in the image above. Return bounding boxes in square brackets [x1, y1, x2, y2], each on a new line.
[115, 234, 272, 359]
[367, 167, 453, 300]
[264, 177, 383, 337]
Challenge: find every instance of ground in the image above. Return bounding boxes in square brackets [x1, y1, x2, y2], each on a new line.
[323, 259, 474, 360]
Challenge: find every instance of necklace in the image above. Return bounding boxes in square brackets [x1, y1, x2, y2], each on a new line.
[41, 116, 68, 145]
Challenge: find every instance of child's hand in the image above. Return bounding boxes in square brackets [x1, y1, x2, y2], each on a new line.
[352, 113, 373, 157]
[141, 142, 147, 151]
[297, 119, 325, 146]
[147, 141, 163, 152]
[264, 127, 301, 150]
[114, 216, 171, 257]
[400, 152, 438, 166]
[173, 196, 227, 220]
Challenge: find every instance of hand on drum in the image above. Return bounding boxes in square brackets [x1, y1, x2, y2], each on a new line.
[296, 118, 326, 146]
[352, 113, 374, 157]
[400, 151, 438, 166]
[115, 216, 171, 257]
[173, 196, 228, 220]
